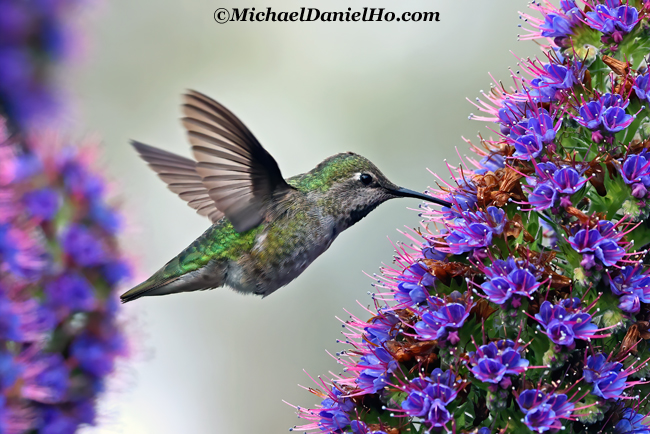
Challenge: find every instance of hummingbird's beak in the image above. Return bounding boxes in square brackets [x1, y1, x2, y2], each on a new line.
[391, 187, 452, 208]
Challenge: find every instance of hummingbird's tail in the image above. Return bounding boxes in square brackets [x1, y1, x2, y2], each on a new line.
[120, 253, 228, 303]
[120, 273, 180, 303]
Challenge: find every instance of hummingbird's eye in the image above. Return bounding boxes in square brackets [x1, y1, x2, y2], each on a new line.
[360, 173, 373, 186]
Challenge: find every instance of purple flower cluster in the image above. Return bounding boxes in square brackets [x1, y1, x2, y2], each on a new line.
[509, 108, 561, 160]
[534, 299, 600, 348]
[538, 0, 581, 38]
[395, 262, 436, 306]
[400, 368, 459, 429]
[617, 153, 650, 199]
[317, 388, 354, 433]
[0, 120, 130, 433]
[0, 0, 87, 129]
[517, 389, 574, 433]
[293, 1, 650, 432]
[584, 353, 629, 400]
[609, 265, 650, 313]
[585, 3, 639, 36]
[576, 93, 634, 134]
[567, 220, 626, 270]
[467, 339, 529, 386]
[479, 257, 542, 306]
[444, 206, 506, 255]
[527, 164, 588, 210]
[634, 73, 650, 101]
[414, 293, 472, 345]
[615, 408, 650, 434]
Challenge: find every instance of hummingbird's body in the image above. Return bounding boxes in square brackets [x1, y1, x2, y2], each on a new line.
[120, 91, 449, 303]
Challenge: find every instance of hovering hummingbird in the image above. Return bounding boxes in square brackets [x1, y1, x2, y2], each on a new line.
[120, 90, 450, 303]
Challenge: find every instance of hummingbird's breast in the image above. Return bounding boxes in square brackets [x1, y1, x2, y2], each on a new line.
[226, 196, 339, 297]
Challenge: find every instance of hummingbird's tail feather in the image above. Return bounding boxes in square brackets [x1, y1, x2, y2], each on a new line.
[120, 275, 180, 303]
[121, 251, 229, 303]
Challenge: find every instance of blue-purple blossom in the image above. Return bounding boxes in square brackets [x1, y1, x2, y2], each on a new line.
[395, 262, 435, 305]
[316, 388, 354, 433]
[479, 257, 541, 305]
[609, 265, 650, 313]
[517, 389, 574, 433]
[576, 94, 634, 133]
[23, 188, 59, 221]
[534, 300, 600, 346]
[61, 223, 107, 267]
[414, 299, 471, 344]
[567, 225, 625, 270]
[0, 120, 130, 433]
[585, 4, 639, 35]
[468, 339, 529, 384]
[615, 408, 650, 434]
[634, 74, 650, 101]
[513, 134, 544, 160]
[45, 272, 96, 315]
[618, 154, 650, 199]
[584, 353, 628, 400]
[355, 347, 397, 393]
[539, 13, 574, 37]
[401, 369, 457, 429]
[445, 207, 506, 254]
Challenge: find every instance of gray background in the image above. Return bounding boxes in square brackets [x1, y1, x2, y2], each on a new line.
[68, 1, 540, 432]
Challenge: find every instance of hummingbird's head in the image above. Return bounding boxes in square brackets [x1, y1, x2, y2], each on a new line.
[295, 152, 447, 228]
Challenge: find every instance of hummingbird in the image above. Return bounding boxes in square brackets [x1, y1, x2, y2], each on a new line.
[120, 90, 450, 303]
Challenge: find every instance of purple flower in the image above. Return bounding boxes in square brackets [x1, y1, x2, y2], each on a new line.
[602, 107, 634, 133]
[634, 73, 650, 101]
[513, 134, 544, 160]
[0, 120, 130, 433]
[528, 78, 559, 103]
[576, 101, 604, 130]
[401, 369, 458, 429]
[0, 350, 20, 391]
[568, 227, 625, 269]
[619, 154, 650, 185]
[356, 347, 396, 393]
[0, 223, 47, 280]
[586, 4, 639, 35]
[0, 291, 22, 341]
[480, 258, 541, 305]
[445, 207, 506, 255]
[364, 311, 400, 345]
[21, 353, 69, 404]
[395, 262, 435, 305]
[71, 331, 124, 378]
[61, 224, 107, 267]
[318, 409, 350, 433]
[528, 183, 557, 210]
[552, 167, 587, 195]
[609, 265, 650, 313]
[540, 64, 576, 89]
[414, 302, 470, 343]
[468, 340, 529, 383]
[45, 272, 96, 314]
[23, 188, 59, 221]
[534, 301, 599, 346]
[517, 389, 574, 433]
[539, 13, 573, 37]
[615, 408, 650, 434]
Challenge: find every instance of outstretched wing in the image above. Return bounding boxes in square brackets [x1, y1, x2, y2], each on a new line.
[131, 141, 224, 223]
[181, 90, 296, 232]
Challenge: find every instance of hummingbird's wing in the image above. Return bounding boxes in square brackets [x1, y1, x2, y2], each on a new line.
[181, 90, 296, 233]
[131, 141, 225, 222]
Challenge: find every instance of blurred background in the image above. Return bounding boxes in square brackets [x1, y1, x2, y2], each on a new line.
[67, 0, 541, 432]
